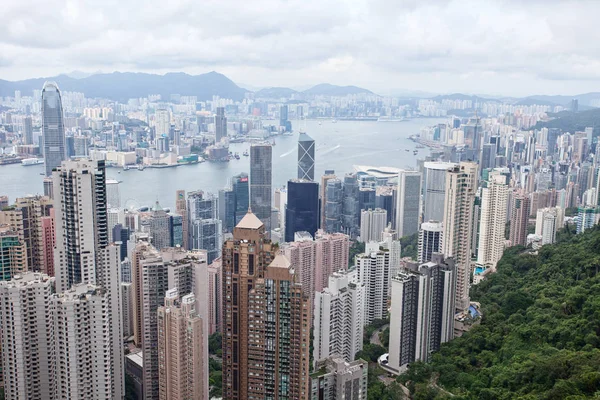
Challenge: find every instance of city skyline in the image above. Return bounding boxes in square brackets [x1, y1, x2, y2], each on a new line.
[2, 7, 600, 395]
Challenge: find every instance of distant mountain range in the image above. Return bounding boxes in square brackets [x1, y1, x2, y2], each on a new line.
[0, 72, 375, 102]
[1, 71, 598, 108]
[431, 92, 600, 109]
[0, 71, 247, 102]
[254, 83, 374, 99]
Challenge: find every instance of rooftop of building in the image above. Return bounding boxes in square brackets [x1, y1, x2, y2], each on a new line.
[0, 271, 54, 287]
[235, 210, 264, 230]
[353, 165, 403, 177]
[269, 254, 291, 269]
[126, 351, 143, 368]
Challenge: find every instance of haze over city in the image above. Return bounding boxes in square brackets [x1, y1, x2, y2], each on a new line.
[2, 0, 600, 96]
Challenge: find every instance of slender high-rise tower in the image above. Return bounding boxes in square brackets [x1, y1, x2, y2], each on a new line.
[396, 170, 422, 237]
[215, 107, 227, 143]
[222, 213, 312, 399]
[175, 190, 188, 249]
[247, 255, 311, 399]
[250, 143, 273, 234]
[157, 290, 208, 400]
[42, 82, 66, 177]
[298, 132, 315, 181]
[442, 162, 478, 312]
[52, 159, 124, 398]
[221, 211, 275, 399]
[509, 190, 531, 247]
[477, 171, 509, 270]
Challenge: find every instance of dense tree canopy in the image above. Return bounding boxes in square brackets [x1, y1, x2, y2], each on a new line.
[401, 225, 600, 399]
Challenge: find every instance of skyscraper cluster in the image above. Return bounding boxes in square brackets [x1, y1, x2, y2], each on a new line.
[4, 77, 600, 399]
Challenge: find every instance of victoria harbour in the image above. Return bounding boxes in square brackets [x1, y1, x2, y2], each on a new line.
[0, 118, 442, 209]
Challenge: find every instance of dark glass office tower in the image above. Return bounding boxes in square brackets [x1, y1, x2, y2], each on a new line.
[42, 81, 66, 176]
[342, 173, 360, 238]
[358, 188, 376, 213]
[285, 179, 319, 242]
[250, 144, 272, 234]
[232, 172, 249, 224]
[298, 132, 315, 181]
[279, 104, 289, 129]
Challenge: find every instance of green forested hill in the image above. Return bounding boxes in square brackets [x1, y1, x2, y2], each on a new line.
[400, 226, 600, 400]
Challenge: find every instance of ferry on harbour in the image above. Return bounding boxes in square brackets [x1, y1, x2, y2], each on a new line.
[21, 158, 44, 166]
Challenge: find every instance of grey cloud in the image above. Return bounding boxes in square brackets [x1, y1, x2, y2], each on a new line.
[0, 0, 600, 95]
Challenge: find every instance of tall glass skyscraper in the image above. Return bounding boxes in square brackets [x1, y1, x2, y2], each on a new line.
[232, 172, 249, 224]
[298, 132, 315, 181]
[325, 178, 343, 233]
[42, 82, 66, 176]
[285, 179, 319, 242]
[250, 144, 272, 234]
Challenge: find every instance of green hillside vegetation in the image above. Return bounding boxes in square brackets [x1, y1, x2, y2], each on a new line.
[533, 108, 600, 133]
[400, 226, 600, 399]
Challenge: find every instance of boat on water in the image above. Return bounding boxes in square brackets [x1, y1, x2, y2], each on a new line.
[21, 158, 44, 166]
[377, 116, 407, 122]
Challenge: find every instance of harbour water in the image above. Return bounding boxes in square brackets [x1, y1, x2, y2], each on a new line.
[0, 118, 444, 209]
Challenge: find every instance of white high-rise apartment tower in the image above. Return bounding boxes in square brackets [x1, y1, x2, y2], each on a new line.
[52, 159, 124, 398]
[535, 207, 565, 245]
[155, 109, 170, 137]
[442, 162, 478, 312]
[0, 272, 55, 400]
[359, 208, 387, 243]
[313, 270, 365, 365]
[51, 283, 116, 399]
[477, 171, 509, 270]
[355, 243, 390, 325]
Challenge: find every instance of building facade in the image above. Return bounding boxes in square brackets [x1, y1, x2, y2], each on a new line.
[396, 170, 422, 237]
[477, 171, 509, 270]
[310, 357, 368, 400]
[285, 180, 319, 242]
[388, 255, 456, 374]
[355, 244, 390, 325]
[157, 290, 208, 400]
[313, 271, 365, 364]
[250, 144, 273, 235]
[418, 221, 443, 264]
[298, 132, 315, 181]
[442, 162, 478, 312]
[359, 208, 387, 243]
[42, 82, 66, 176]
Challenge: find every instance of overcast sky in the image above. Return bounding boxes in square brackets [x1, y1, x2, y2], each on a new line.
[1, 0, 599, 97]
